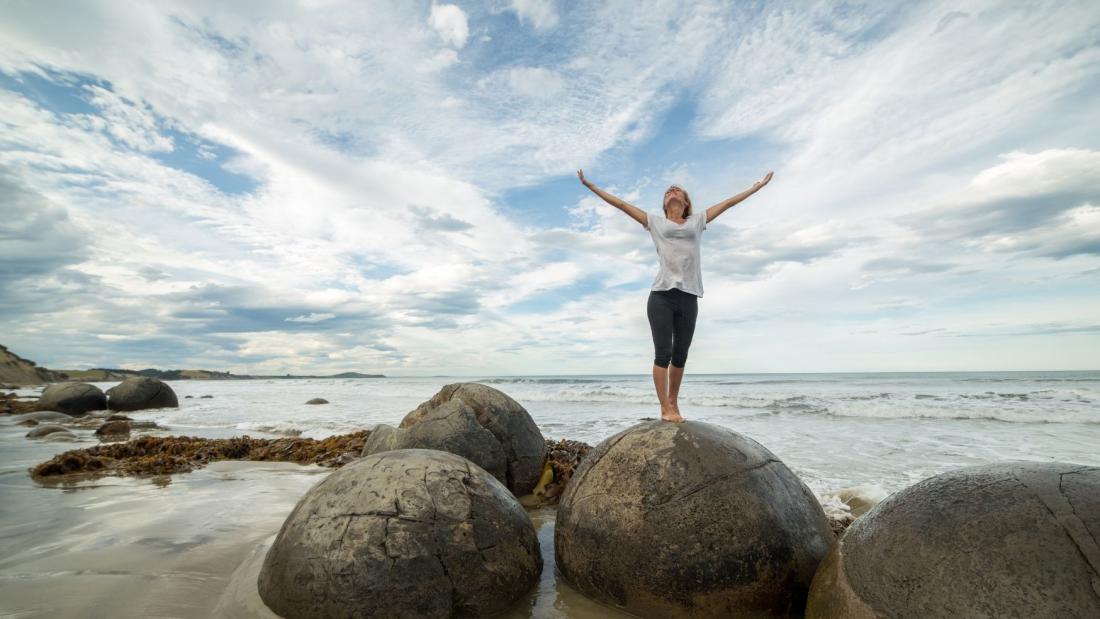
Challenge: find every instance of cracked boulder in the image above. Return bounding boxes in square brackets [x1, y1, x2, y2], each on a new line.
[555, 420, 832, 618]
[106, 377, 178, 411]
[258, 448, 542, 618]
[35, 383, 107, 416]
[362, 383, 546, 495]
[807, 462, 1100, 618]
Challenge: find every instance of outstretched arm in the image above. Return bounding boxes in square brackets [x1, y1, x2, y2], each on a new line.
[705, 171, 773, 223]
[577, 169, 648, 228]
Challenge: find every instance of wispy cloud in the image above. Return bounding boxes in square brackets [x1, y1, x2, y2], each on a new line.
[0, 1, 1097, 373]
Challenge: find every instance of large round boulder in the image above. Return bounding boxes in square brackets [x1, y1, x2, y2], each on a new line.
[258, 449, 542, 618]
[806, 462, 1100, 618]
[106, 377, 178, 411]
[35, 383, 106, 416]
[362, 383, 546, 495]
[555, 420, 833, 618]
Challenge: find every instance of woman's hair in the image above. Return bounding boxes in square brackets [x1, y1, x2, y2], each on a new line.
[663, 184, 692, 218]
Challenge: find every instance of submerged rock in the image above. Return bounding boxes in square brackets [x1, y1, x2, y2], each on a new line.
[12, 410, 75, 424]
[363, 383, 546, 495]
[258, 449, 542, 619]
[36, 383, 107, 416]
[555, 420, 833, 618]
[26, 424, 74, 439]
[806, 462, 1100, 618]
[305, 397, 328, 405]
[106, 377, 178, 411]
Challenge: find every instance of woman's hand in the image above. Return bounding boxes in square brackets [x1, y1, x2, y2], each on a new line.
[577, 169, 591, 188]
[753, 171, 773, 190]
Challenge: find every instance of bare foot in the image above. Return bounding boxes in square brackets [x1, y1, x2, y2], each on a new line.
[660, 405, 684, 423]
[671, 401, 686, 422]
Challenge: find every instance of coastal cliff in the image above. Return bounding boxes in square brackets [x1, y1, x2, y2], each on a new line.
[0, 345, 66, 386]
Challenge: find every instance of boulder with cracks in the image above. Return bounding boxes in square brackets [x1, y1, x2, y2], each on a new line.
[363, 383, 545, 495]
[106, 377, 178, 411]
[35, 383, 106, 416]
[555, 420, 833, 618]
[806, 462, 1100, 618]
[258, 448, 542, 618]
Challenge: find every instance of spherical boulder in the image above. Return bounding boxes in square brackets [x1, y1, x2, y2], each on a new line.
[806, 462, 1100, 618]
[362, 383, 546, 495]
[106, 377, 178, 411]
[35, 383, 106, 416]
[555, 420, 833, 618]
[258, 449, 542, 618]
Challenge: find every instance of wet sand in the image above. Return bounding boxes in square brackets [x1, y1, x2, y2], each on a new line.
[1, 450, 625, 618]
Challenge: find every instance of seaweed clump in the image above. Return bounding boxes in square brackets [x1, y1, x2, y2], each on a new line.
[521, 438, 591, 507]
[31, 431, 370, 480]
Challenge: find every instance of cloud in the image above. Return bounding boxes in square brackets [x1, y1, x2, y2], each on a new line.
[429, 3, 470, 48]
[286, 312, 335, 323]
[508, 0, 560, 31]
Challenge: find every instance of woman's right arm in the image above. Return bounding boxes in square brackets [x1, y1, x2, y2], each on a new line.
[577, 169, 648, 228]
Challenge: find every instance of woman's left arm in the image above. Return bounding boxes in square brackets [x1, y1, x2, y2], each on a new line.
[705, 171, 773, 223]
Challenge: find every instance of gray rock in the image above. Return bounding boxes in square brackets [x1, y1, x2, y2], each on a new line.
[13, 411, 76, 424]
[555, 420, 833, 619]
[26, 424, 73, 439]
[106, 377, 178, 411]
[806, 462, 1100, 619]
[305, 398, 328, 405]
[258, 449, 542, 618]
[35, 383, 106, 416]
[362, 383, 546, 495]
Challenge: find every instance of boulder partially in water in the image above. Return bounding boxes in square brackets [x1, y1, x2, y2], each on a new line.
[806, 462, 1100, 618]
[555, 420, 833, 618]
[363, 383, 545, 495]
[258, 449, 542, 618]
[26, 424, 73, 439]
[36, 383, 106, 416]
[106, 377, 178, 411]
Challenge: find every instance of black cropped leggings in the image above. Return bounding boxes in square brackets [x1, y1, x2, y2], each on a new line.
[647, 288, 698, 368]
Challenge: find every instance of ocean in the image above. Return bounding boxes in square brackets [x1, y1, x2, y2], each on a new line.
[2, 371, 1099, 617]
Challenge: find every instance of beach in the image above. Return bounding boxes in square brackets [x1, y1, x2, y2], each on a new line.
[2, 371, 1100, 617]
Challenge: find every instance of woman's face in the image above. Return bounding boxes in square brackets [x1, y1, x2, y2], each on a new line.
[664, 186, 687, 210]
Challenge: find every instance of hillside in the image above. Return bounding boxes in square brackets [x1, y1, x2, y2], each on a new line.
[0, 345, 67, 385]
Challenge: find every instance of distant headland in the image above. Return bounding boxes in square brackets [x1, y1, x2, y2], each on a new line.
[0, 344, 383, 386]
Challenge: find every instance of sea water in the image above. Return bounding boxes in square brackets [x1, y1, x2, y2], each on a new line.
[2, 371, 1098, 617]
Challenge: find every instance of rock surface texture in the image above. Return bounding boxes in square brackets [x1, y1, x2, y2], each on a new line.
[36, 383, 106, 415]
[806, 462, 1100, 619]
[106, 377, 178, 411]
[362, 383, 546, 495]
[555, 420, 833, 619]
[258, 449, 542, 618]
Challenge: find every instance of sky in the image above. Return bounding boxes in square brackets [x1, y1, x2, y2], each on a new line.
[1, 0, 1099, 376]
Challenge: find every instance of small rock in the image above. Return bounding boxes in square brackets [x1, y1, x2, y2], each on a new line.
[18, 419, 38, 427]
[184, 395, 194, 399]
[200, 395, 213, 399]
[305, 398, 328, 405]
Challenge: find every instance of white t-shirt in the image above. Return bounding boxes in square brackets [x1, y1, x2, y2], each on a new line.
[644, 209, 706, 297]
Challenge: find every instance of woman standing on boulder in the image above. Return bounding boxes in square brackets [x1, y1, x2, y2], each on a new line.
[577, 169, 773, 422]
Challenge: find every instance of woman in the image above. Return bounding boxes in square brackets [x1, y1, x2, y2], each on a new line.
[577, 169, 773, 422]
